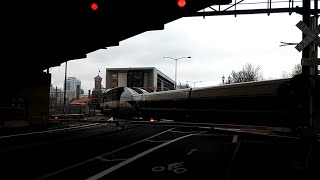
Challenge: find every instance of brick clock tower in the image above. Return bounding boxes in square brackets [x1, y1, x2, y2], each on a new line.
[94, 75, 102, 91]
[91, 75, 103, 108]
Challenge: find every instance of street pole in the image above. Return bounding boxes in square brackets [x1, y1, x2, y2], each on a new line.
[187, 81, 202, 88]
[163, 56, 191, 90]
[175, 59, 177, 90]
[301, 0, 318, 173]
[63, 62, 67, 114]
[55, 86, 58, 114]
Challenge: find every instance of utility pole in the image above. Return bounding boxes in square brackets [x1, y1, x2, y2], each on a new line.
[63, 62, 67, 114]
[163, 56, 191, 89]
[300, 0, 318, 173]
[55, 86, 58, 114]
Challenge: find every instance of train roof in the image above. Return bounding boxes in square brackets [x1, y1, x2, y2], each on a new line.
[102, 87, 149, 95]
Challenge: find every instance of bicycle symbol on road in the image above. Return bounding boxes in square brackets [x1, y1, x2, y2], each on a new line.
[152, 162, 187, 174]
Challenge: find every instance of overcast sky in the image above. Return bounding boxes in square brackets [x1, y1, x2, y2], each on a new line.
[50, 4, 318, 93]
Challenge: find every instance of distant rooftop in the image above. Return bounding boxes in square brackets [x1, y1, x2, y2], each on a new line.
[106, 67, 174, 83]
[106, 67, 156, 71]
[94, 74, 102, 80]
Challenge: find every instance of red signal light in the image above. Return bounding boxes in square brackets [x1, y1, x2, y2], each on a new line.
[91, 3, 99, 11]
[177, 0, 186, 8]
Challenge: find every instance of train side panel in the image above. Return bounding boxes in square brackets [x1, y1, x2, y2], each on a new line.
[135, 89, 191, 121]
[189, 79, 303, 127]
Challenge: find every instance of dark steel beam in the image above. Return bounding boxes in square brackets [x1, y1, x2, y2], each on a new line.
[185, 8, 319, 17]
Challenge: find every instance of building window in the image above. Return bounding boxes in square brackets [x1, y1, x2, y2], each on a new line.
[66, 81, 71, 91]
[157, 74, 174, 91]
[127, 71, 144, 88]
[112, 74, 118, 87]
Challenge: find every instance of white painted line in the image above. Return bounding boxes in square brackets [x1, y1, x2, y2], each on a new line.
[194, 134, 231, 137]
[0, 123, 104, 139]
[87, 133, 197, 180]
[198, 126, 211, 129]
[226, 142, 241, 180]
[232, 135, 238, 143]
[145, 139, 169, 143]
[170, 130, 206, 134]
[36, 128, 175, 180]
[231, 142, 241, 161]
[214, 127, 240, 131]
[96, 157, 127, 162]
[187, 149, 197, 156]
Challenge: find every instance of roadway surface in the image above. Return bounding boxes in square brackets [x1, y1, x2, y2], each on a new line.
[0, 119, 319, 180]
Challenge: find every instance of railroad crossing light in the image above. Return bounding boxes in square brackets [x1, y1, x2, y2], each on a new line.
[177, 0, 186, 8]
[91, 2, 99, 11]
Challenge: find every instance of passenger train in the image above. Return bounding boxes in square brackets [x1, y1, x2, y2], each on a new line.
[101, 75, 319, 128]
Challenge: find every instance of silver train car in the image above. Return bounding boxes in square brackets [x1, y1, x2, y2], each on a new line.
[101, 75, 318, 127]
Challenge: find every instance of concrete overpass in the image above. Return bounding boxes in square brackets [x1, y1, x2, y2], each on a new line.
[0, 0, 232, 127]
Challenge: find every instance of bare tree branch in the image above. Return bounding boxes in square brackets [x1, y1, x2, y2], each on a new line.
[282, 64, 302, 78]
[177, 82, 191, 89]
[229, 63, 263, 83]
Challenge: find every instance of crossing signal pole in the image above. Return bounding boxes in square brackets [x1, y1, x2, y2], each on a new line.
[299, 0, 319, 173]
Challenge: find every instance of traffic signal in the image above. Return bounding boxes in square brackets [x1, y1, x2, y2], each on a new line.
[177, 0, 186, 8]
[91, 3, 98, 11]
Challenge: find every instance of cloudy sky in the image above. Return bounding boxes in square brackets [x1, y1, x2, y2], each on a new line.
[50, 2, 317, 93]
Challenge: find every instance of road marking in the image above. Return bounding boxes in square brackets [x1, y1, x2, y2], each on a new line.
[152, 166, 165, 172]
[0, 123, 104, 139]
[232, 142, 241, 161]
[170, 130, 206, 134]
[37, 128, 175, 180]
[168, 162, 183, 170]
[198, 126, 211, 129]
[152, 162, 187, 174]
[96, 157, 127, 162]
[145, 139, 169, 143]
[87, 133, 198, 180]
[226, 142, 241, 180]
[232, 135, 238, 143]
[173, 167, 187, 174]
[194, 134, 231, 137]
[187, 149, 197, 156]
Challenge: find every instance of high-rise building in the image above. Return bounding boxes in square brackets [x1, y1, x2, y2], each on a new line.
[65, 77, 81, 92]
[64, 77, 81, 101]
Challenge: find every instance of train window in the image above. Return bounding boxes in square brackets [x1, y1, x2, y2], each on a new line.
[139, 88, 149, 94]
[106, 88, 117, 101]
[121, 88, 135, 101]
[131, 87, 149, 94]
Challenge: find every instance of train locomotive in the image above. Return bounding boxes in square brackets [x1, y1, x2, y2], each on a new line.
[101, 75, 319, 128]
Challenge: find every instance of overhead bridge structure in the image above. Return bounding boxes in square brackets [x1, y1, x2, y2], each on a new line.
[4, 0, 232, 71]
[1, 0, 233, 127]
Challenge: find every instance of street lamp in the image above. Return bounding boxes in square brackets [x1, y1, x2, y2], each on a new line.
[186, 80, 202, 88]
[163, 56, 191, 89]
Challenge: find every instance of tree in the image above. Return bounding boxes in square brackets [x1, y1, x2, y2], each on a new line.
[291, 64, 302, 76]
[177, 82, 191, 89]
[229, 63, 263, 83]
[281, 64, 302, 78]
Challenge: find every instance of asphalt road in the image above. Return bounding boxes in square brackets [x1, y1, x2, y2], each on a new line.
[0, 122, 319, 180]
